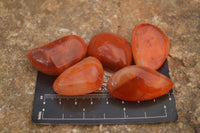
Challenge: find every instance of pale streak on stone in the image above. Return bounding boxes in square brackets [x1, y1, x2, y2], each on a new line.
[72, 128, 78, 133]
[106, 19, 112, 23]
[99, 124, 103, 132]
[71, 31, 77, 35]
[6, 32, 18, 39]
[24, 83, 34, 95]
[58, 28, 70, 33]
[151, 15, 161, 25]
[0, 104, 6, 119]
[125, 125, 132, 132]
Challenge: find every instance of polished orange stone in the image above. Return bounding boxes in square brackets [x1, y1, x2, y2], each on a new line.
[132, 24, 169, 70]
[107, 66, 173, 101]
[88, 33, 132, 71]
[27, 35, 87, 75]
[53, 57, 103, 96]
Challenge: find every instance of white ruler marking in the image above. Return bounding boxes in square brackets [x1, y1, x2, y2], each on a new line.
[59, 98, 61, 104]
[106, 98, 109, 104]
[62, 113, 64, 119]
[90, 98, 93, 105]
[164, 105, 167, 117]
[38, 111, 42, 120]
[75, 98, 77, 105]
[153, 99, 156, 102]
[83, 108, 85, 119]
[40, 95, 43, 100]
[43, 95, 46, 106]
[123, 107, 126, 118]
[168, 93, 172, 101]
[144, 112, 147, 118]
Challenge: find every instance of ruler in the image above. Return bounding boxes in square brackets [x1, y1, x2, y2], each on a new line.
[32, 60, 178, 124]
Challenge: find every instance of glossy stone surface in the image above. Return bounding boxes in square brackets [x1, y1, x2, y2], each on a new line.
[88, 33, 132, 71]
[27, 35, 87, 75]
[2, 0, 200, 132]
[53, 57, 103, 96]
[132, 24, 169, 70]
[107, 65, 173, 101]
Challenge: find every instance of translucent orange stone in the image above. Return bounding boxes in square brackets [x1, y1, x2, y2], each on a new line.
[53, 57, 103, 96]
[107, 66, 173, 101]
[27, 35, 87, 75]
[88, 33, 132, 71]
[132, 24, 169, 70]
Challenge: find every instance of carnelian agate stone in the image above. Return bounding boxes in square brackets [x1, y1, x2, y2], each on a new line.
[107, 66, 173, 101]
[53, 57, 103, 96]
[27, 35, 87, 75]
[132, 24, 169, 70]
[88, 33, 132, 71]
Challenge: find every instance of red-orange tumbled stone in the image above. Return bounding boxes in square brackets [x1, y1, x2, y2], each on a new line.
[27, 35, 87, 75]
[132, 24, 169, 70]
[107, 66, 173, 101]
[53, 57, 103, 96]
[88, 33, 132, 71]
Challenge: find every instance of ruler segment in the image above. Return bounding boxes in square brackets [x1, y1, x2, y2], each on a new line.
[32, 60, 178, 124]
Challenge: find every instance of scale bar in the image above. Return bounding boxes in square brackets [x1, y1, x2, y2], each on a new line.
[41, 115, 168, 121]
[44, 93, 112, 99]
[39, 106, 168, 121]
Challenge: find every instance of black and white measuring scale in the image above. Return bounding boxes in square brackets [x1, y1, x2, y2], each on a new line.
[32, 60, 178, 124]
